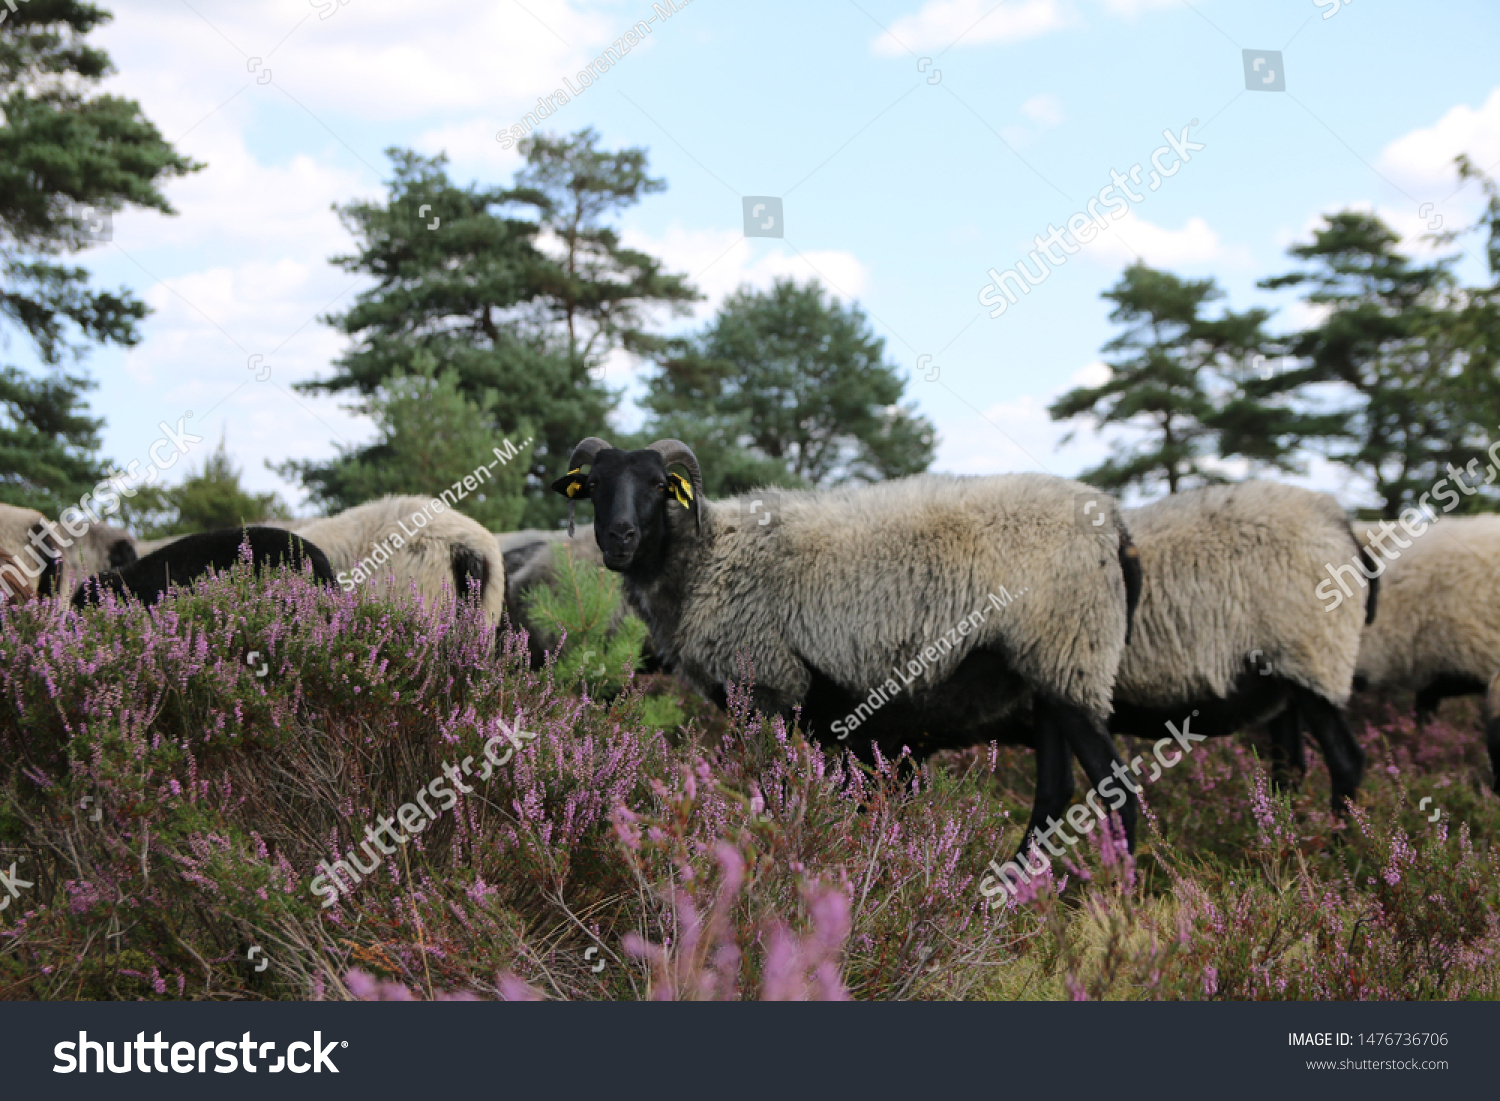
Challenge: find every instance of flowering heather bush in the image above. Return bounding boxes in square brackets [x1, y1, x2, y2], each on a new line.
[0, 556, 1496, 1000]
[0, 563, 1018, 1000]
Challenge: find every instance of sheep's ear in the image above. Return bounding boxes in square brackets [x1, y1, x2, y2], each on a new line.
[666, 472, 694, 510]
[551, 468, 589, 499]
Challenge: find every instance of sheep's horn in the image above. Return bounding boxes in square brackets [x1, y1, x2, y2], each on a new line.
[563, 437, 615, 536]
[566, 436, 615, 473]
[647, 439, 703, 534]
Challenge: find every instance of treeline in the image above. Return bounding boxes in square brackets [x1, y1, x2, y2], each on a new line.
[2, 4, 1497, 533]
[1052, 159, 1500, 519]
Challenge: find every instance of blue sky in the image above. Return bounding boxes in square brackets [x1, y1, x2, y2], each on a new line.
[51, 0, 1500, 513]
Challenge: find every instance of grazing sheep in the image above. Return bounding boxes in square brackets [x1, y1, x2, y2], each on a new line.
[295, 496, 506, 630]
[552, 437, 1143, 848]
[73, 526, 335, 607]
[1108, 483, 1371, 811]
[1352, 514, 1500, 786]
[0, 502, 64, 601]
[69, 521, 138, 575]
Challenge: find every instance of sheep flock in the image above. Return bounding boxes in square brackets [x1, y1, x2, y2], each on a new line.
[4, 441, 1499, 855]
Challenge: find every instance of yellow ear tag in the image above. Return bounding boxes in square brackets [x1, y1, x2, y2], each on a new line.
[667, 472, 694, 509]
[564, 468, 584, 498]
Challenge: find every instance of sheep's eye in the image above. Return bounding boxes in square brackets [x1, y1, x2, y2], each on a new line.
[655, 481, 667, 492]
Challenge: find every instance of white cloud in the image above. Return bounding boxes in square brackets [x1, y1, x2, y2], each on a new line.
[1378, 87, 1500, 192]
[1071, 359, 1111, 387]
[872, 0, 1077, 56]
[620, 225, 869, 328]
[1020, 93, 1065, 128]
[1081, 210, 1235, 267]
[98, 0, 618, 126]
[1096, 0, 1177, 16]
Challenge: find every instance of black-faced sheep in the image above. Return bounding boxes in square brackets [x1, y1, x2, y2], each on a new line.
[1108, 482, 1370, 811]
[294, 496, 506, 631]
[1352, 514, 1500, 786]
[72, 526, 335, 607]
[552, 437, 1143, 848]
[73, 528, 337, 609]
[70, 521, 138, 575]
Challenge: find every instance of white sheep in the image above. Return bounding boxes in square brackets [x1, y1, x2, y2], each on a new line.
[295, 496, 506, 631]
[1353, 514, 1500, 787]
[1111, 482, 1371, 810]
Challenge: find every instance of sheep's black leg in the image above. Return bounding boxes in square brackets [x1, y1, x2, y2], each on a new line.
[1267, 699, 1306, 793]
[1061, 710, 1137, 852]
[1485, 712, 1500, 795]
[1017, 700, 1075, 865]
[1294, 687, 1364, 814]
[1414, 684, 1442, 728]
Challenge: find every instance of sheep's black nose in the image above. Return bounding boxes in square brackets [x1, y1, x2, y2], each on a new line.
[606, 521, 638, 552]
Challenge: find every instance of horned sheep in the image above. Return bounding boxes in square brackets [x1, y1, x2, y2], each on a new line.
[1351, 514, 1500, 787]
[1108, 482, 1372, 810]
[551, 436, 1144, 848]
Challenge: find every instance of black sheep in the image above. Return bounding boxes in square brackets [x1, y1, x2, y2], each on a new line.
[72, 526, 336, 608]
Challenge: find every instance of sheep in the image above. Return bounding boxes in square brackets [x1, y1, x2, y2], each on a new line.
[136, 518, 301, 559]
[1351, 514, 1500, 786]
[1107, 482, 1371, 812]
[551, 436, 1144, 850]
[69, 521, 138, 575]
[294, 496, 506, 631]
[0, 502, 64, 601]
[73, 526, 335, 607]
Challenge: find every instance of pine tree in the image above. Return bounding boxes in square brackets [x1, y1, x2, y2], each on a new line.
[279, 356, 529, 530]
[1261, 211, 1487, 518]
[0, 1, 199, 514]
[124, 435, 289, 539]
[641, 278, 935, 493]
[1049, 263, 1321, 496]
[297, 135, 694, 527]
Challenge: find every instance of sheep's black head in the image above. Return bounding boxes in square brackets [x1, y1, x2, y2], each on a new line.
[551, 437, 702, 574]
[107, 538, 138, 568]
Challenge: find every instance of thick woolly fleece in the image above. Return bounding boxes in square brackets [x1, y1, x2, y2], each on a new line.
[1354, 514, 1500, 694]
[1116, 482, 1368, 708]
[620, 472, 1134, 725]
[295, 495, 507, 631]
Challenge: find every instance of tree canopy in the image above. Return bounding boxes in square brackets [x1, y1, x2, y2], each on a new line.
[0, 0, 199, 514]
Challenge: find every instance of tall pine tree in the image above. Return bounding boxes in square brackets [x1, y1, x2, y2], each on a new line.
[1050, 263, 1323, 496]
[296, 135, 695, 527]
[1261, 211, 1488, 518]
[0, 0, 199, 514]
